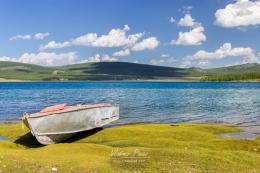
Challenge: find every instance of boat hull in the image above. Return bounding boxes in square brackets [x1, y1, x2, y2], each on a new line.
[24, 106, 119, 145]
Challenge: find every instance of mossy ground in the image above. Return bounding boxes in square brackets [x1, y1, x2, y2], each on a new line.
[0, 122, 259, 173]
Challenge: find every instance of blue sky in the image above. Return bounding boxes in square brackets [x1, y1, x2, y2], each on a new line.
[0, 0, 260, 68]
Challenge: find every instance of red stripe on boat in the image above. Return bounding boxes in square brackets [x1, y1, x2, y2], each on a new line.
[39, 103, 112, 114]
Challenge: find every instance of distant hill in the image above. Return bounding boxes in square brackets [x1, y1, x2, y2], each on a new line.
[0, 61, 259, 81]
[0, 61, 54, 81]
[206, 63, 260, 75]
[202, 63, 260, 81]
[61, 62, 205, 80]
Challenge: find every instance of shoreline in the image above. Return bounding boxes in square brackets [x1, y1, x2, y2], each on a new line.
[0, 77, 201, 82]
[0, 74, 260, 83]
[1, 79, 260, 82]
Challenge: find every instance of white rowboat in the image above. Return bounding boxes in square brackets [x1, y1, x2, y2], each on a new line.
[22, 104, 119, 145]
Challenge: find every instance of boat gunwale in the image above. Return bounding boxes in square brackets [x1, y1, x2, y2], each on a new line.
[25, 105, 116, 118]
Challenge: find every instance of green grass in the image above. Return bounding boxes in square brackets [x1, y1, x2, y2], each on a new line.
[0, 61, 259, 81]
[0, 122, 260, 172]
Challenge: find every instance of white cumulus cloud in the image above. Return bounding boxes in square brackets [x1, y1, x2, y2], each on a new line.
[39, 41, 71, 50]
[131, 37, 159, 51]
[182, 42, 259, 67]
[198, 60, 209, 66]
[40, 25, 159, 52]
[0, 52, 78, 66]
[112, 49, 130, 57]
[178, 14, 195, 27]
[71, 25, 143, 47]
[33, 32, 50, 40]
[71, 33, 98, 46]
[171, 14, 206, 45]
[171, 25, 206, 45]
[79, 54, 118, 63]
[9, 35, 31, 41]
[215, 0, 260, 28]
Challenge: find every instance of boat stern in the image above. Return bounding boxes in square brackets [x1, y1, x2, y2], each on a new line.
[22, 113, 31, 130]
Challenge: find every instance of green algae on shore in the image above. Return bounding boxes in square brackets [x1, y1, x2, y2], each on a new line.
[0, 122, 260, 173]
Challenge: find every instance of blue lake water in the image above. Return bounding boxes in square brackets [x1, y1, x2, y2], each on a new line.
[0, 82, 260, 133]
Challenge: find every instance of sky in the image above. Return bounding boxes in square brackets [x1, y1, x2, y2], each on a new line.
[0, 0, 260, 68]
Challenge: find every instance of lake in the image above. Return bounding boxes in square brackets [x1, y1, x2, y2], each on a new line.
[0, 82, 259, 133]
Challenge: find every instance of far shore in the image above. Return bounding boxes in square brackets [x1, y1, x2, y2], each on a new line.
[0, 77, 201, 82]
[0, 77, 260, 82]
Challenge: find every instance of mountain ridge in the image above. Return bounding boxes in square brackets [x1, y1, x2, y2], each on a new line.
[0, 61, 259, 81]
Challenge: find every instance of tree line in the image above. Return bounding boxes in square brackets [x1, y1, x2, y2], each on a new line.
[201, 72, 260, 81]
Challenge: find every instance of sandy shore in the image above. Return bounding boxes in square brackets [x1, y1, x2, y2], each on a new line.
[0, 78, 24, 82]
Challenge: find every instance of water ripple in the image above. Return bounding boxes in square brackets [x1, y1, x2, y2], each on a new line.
[0, 82, 259, 133]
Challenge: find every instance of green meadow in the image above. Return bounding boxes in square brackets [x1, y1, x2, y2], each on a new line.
[0, 122, 259, 173]
[0, 61, 260, 81]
